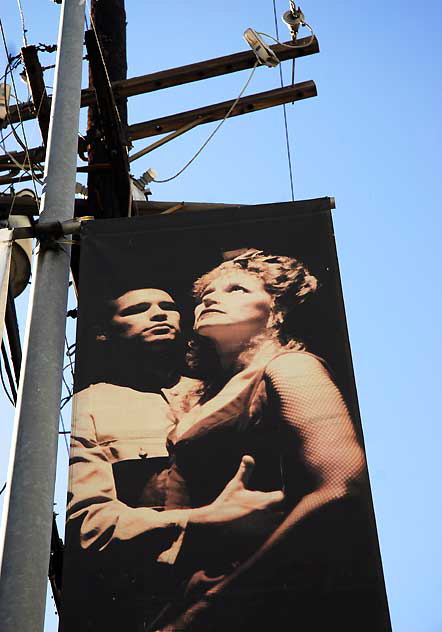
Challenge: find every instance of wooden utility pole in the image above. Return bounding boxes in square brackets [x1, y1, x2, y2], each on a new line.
[87, 0, 129, 219]
[0, 35, 319, 186]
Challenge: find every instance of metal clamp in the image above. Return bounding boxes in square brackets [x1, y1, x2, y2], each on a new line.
[11, 215, 93, 241]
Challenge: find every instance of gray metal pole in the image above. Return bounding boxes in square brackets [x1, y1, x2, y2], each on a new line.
[0, 1, 85, 630]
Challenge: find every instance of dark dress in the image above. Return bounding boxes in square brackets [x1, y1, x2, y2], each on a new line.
[161, 350, 391, 631]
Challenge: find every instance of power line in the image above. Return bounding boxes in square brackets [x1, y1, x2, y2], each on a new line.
[0, 18, 41, 207]
[272, 0, 295, 201]
[16, 0, 29, 48]
[152, 61, 259, 183]
[0, 344, 16, 407]
[59, 412, 70, 455]
[88, 6, 124, 127]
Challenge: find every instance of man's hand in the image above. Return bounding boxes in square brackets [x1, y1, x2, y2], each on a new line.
[190, 455, 284, 527]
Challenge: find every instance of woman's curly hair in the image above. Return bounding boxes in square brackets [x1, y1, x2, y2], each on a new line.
[185, 250, 318, 406]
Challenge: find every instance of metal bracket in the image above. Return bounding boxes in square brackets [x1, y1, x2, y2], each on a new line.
[11, 216, 94, 241]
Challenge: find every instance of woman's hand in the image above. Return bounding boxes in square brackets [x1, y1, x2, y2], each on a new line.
[189, 455, 284, 527]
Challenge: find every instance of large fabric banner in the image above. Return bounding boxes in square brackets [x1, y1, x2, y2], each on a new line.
[61, 200, 391, 632]
[0, 229, 12, 342]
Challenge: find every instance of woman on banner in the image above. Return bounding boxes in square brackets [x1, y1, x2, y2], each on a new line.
[63, 284, 284, 632]
[153, 249, 376, 632]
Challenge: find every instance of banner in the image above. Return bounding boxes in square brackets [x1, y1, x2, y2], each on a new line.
[0, 229, 12, 342]
[61, 200, 391, 631]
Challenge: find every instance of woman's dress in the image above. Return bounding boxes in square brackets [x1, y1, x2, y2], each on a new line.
[161, 349, 389, 631]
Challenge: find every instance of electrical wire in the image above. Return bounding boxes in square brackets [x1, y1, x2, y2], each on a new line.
[16, 0, 29, 48]
[1, 341, 17, 403]
[257, 26, 315, 49]
[61, 369, 73, 410]
[0, 133, 38, 175]
[0, 482, 6, 496]
[59, 412, 70, 455]
[0, 72, 44, 185]
[60, 395, 72, 411]
[0, 19, 41, 206]
[65, 337, 76, 383]
[272, 0, 295, 201]
[0, 127, 43, 216]
[0, 126, 17, 145]
[0, 80, 33, 155]
[0, 351, 16, 407]
[0, 124, 42, 222]
[58, 334, 76, 455]
[87, 7, 124, 128]
[152, 61, 259, 184]
[0, 54, 21, 83]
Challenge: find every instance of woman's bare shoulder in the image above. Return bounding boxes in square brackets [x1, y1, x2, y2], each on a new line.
[265, 351, 328, 381]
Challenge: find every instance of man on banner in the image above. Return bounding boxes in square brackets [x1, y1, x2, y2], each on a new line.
[62, 285, 283, 632]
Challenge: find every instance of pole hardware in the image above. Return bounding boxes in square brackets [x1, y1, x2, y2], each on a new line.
[5, 35, 319, 128]
[283, 4, 306, 39]
[10, 216, 93, 243]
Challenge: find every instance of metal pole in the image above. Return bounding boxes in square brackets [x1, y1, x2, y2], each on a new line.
[0, 0, 85, 629]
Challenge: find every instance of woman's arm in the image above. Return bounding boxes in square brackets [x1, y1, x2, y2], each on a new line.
[155, 352, 365, 629]
[265, 351, 365, 510]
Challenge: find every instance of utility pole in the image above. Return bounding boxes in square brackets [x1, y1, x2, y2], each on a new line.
[0, 5, 322, 625]
[87, 0, 129, 219]
[0, 0, 84, 629]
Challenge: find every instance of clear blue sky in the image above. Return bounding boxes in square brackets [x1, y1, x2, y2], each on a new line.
[1, 1, 441, 630]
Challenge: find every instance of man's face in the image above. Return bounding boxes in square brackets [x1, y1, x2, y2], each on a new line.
[111, 288, 181, 345]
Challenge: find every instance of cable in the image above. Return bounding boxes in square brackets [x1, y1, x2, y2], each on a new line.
[60, 341, 74, 454]
[59, 412, 70, 455]
[60, 394, 73, 411]
[272, 0, 295, 201]
[0, 127, 43, 216]
[0, 126, 16, 145]
[1, 341, 17, 403]
[0, 104, 43, 219]
[1, 67, 41, 165]
[256, 26, 315, 49]
[65, 337, 76, 383]
[152, 61, 259, 184]
[0, 482, 6, 496]
[0, 350, 16, 407]
[16, 0, 29, 47]
[87, 7, 124, 128]
[58, 334, 76, 455]
[0, 19, 41, 206]
[0, 55, 21, 83]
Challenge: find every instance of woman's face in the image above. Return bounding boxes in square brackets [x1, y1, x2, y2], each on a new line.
[194, 269, 273, 347]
